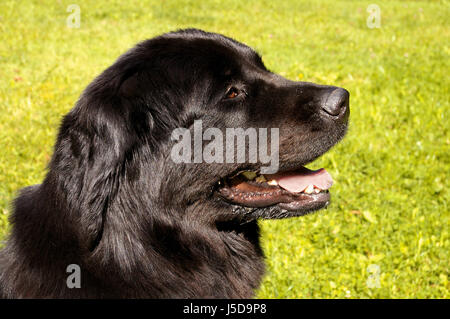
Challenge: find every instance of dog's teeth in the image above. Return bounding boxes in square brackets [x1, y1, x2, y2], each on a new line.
[267, 180, 278, 186]
[255, 175, 267, 183]
[241, 171, 257, 180]
[304, 185, 314, 194]
[314, 187, 321, 193]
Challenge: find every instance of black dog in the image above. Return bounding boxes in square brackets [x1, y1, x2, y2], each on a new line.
[0, 29, 349, 298]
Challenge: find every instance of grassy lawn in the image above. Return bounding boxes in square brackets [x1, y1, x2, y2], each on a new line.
[0, 0, 448, 298]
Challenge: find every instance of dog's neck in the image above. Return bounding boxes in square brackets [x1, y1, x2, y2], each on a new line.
[2, 186, 265, 298]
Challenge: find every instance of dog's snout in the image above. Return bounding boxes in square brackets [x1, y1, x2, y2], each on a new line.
[320, 88, 349, 119]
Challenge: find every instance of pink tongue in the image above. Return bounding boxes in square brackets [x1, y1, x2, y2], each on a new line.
[266, 167, 333, 193]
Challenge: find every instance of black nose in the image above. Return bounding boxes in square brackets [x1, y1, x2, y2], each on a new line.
[320, 88, 349, 119]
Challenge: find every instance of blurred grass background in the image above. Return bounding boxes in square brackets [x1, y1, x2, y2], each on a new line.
[0, 0, 448, 298]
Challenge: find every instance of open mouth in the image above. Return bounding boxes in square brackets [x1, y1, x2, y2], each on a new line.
[216, 166, 333, 215]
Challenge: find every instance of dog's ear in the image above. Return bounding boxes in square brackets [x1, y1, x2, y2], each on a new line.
[48, 93, 137, 252]
[47, 59, 176, 251]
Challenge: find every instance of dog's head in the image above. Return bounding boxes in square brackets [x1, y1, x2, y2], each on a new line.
[50, 29, 349, 249]
[130, 29, 349, 222]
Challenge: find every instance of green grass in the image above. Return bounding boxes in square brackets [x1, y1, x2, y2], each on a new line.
[0, 0, 448, 298]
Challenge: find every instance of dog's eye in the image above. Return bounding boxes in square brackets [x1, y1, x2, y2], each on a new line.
[225, 87, 240, 99]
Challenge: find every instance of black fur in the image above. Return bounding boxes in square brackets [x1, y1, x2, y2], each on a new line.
[0, 29, 348, 298]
